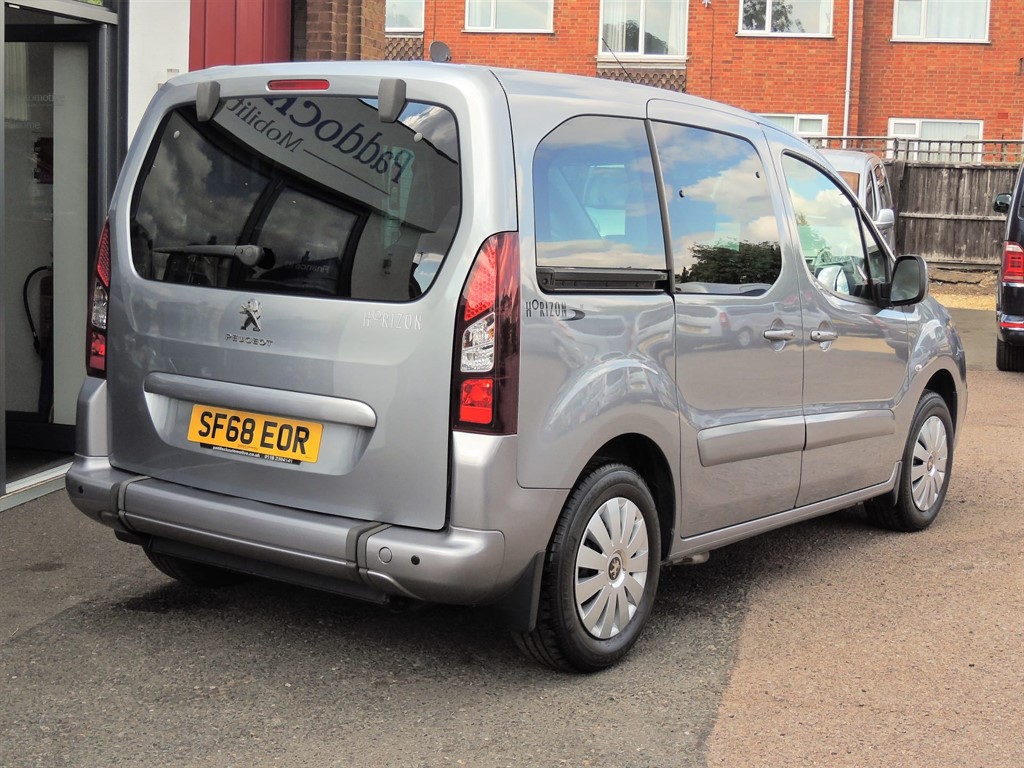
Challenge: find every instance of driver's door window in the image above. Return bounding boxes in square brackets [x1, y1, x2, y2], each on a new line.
[782, 155, 883, 299]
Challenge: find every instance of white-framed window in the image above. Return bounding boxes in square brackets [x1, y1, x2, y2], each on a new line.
[888, 118, 983, 161]
[893, 0, 989, 42]
[740, 0, 833, 36]
[762, 114, 829, 137]
[599, 0, 688, 63]
[386, 0, 425, 33]
[465, 0, 553, 32]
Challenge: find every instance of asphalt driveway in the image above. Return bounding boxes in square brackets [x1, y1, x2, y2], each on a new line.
[1, 288, 1020, 767]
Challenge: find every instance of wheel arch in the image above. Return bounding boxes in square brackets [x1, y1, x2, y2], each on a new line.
[922, 368, 959, 433]
[585, 433, 676, 561]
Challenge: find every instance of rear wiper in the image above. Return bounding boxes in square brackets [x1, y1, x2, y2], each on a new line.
[153, 244, 265, 267]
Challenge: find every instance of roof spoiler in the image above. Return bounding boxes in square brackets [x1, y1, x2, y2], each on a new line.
[196, 80, 221, 122]
[378, 78, 406, 123]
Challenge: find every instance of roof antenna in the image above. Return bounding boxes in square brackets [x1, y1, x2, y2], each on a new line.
[601, 37, 635, 84]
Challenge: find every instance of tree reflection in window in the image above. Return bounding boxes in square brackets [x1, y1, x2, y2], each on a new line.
[652, 122, 782, 293]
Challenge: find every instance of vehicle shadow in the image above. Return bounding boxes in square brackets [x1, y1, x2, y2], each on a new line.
[106, 502, 886, 675]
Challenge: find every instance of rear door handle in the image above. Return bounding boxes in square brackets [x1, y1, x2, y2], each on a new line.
[810, 329, 839, 342]
[763, 328, 796, 341]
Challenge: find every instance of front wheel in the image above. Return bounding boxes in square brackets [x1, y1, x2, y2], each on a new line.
[865, 391, 953, 531]
[514, 463, 661, 672]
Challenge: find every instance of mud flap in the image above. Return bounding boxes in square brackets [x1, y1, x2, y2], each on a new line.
[494, 550, 545, 633]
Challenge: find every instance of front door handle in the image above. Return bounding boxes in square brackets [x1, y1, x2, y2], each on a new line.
[763, 328, 796, 342]
[810, 329, 839, 343]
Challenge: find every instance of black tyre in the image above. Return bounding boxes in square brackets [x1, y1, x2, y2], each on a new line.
[865, 391, 952, 532]
[996, 338, 1024, 372]
[514, 463, 661, 672]
[144, 548, 246, 588]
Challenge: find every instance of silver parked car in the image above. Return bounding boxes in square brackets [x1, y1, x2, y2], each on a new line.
[68, 62, 966, 671]
[820, 148, 898, 253]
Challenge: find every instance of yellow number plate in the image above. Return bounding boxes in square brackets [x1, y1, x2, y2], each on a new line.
[187, 405, 322, 464]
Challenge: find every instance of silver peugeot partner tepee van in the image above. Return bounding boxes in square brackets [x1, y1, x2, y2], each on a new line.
[67, 62, 966, 671]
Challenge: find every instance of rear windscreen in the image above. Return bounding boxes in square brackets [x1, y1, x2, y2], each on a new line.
[130, 95, 460, 301]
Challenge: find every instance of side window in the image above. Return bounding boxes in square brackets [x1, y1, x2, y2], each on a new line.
[875, 164, 894, 211]
[534, 116, 666, 271]
[652, 122, 782, 294]
[782, 154, 883, 299]
[864, 177, 877, 217]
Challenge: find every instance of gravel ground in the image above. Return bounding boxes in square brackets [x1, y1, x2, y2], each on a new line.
[929, 269, 997, 310]
[705, 369, 1024, 767]
[1, 267, 1014, 768]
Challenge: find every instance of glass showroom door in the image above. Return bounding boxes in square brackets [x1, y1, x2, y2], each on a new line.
[3, 31, 90, 493]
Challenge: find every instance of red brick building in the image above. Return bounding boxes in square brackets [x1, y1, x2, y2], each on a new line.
[374, 0, 1023, 149]
[205, 0, 1023, 149]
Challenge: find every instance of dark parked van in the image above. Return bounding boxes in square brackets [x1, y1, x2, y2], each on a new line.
[993, 163, 1024, 371]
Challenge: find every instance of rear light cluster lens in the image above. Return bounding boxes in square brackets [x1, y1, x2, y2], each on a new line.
[453, 233, 520, 433]
[461, 313, 496, 373]
[1003, 242, 1024, 284]
[87, 220, 111, 377]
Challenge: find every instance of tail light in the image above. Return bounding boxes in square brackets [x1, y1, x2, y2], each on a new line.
[452, 232, 520, 434]
[1002, 242, 1024, 284]
[86, 219, 111, 377]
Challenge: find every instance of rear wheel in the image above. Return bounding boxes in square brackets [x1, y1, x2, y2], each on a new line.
[514, 463, 661, 672]
[865, 391, 952, 532]
[996, 338, 1024, 372]
[144, 548, 246, 588]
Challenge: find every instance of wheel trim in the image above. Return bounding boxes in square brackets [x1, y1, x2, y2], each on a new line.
[574, 496, 649, 640]
[910, 414, 948, 511]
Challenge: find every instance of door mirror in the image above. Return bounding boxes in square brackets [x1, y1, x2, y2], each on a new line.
[886, 254, 928, 306]
[993, 193, 1012, 214]
[875, 208, 895, 230]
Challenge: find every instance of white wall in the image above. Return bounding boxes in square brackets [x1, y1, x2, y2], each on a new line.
[52, 45, 89, 425]
[127, 0, 191, 145]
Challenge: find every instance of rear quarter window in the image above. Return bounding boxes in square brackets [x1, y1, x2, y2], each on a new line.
[533, 116, 666, 272]
[130, 96, 460, 302]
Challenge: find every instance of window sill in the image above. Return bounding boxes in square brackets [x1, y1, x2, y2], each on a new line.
[597, 57, 687, 69]
[385, 30, 425, 36]
[890, 37, 991, 44]
[735, 32, 834, 39]
[462, 28, 554, 35]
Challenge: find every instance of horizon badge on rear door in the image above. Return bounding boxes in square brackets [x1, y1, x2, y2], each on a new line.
[186, 404, 323, 464]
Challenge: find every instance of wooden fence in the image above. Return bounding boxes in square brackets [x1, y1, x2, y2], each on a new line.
[809, 137, 1023, 268]
[888, 162, 1018, 268]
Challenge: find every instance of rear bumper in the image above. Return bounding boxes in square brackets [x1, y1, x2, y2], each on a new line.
[66, 454, 540, 607]
[67, 379, 567, 627]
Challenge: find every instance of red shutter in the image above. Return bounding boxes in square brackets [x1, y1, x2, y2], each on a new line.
[189, 0, 292, 70]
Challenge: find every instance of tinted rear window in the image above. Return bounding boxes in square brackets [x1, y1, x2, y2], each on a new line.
[533, 116, 666, 271]
[130, 95, 460, 301]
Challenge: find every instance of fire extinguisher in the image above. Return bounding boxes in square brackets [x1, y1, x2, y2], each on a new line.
[23, 264, 54, 420]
